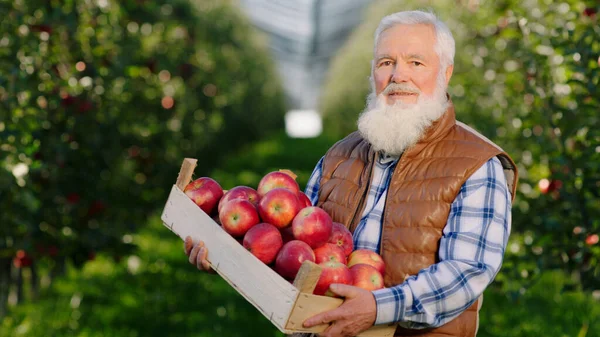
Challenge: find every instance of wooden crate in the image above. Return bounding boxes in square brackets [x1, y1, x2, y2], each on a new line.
[161, 158, 397, 336]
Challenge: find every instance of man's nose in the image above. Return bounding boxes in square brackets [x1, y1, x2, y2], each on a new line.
[390, 64, 409, 83]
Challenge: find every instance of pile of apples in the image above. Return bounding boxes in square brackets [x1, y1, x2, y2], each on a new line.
[184, 170, 386, 297]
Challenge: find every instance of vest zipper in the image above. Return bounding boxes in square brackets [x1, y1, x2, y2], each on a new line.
[348, 151, 377, 233]
[380, 152, 407, 254]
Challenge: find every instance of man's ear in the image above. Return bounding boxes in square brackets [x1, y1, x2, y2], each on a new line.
[445, 64, 454, 86]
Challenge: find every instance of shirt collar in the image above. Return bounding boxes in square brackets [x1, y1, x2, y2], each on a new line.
[378, 151, 399, 164]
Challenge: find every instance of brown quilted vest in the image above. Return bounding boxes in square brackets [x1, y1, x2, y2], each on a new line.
[317, 103, 518, 337]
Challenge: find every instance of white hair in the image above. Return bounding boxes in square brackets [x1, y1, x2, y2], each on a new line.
[372, 10, 455, 70]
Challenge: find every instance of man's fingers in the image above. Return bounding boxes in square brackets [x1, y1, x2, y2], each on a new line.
[196, 248, 205, 270]
[303, 310, 341, 328]
[201, 259, 212, 271]
[184, 236, 194, 255]
[316, 322, 336, 337]
[320, 321, 347, 337]
[199, 245, 210, 269]
[188, 243, 200, 265]
[185, 239, 214, 273]
[328, 283, 359, 298]
[188, 241, 205, 265]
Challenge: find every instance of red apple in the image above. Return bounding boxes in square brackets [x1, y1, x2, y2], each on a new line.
[538, 178, 550, 194]
[328, 222, 354, 256]
[274, 240, 315, 280]
[314, 261, 353, 297]
[218, 186, 260, 214]
[280, 226, 296, 244]
[583, 7, 597, 17]
[13, 250, 33, 268]
[184, 177, 224, 215]
[219, 199, 260, 237]
[585, 234, 599, 246]
[292, 206, 333, 249]
[243, 223, 283, 264]
[258, 188, 302, 228]
[257, 171, 300, 197]
[347, 249, 385, 276]
[297, 191, 312, 208]
[349, 264, 385, 291]
[314, 243, 347, 264]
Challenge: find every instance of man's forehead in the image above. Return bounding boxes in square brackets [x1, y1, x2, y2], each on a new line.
[375, 24, 437, 57]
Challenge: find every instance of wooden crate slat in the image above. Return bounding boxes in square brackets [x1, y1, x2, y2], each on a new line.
[286, 293, 396, 337]
[292, 260, 321, 293]
[175, 158, 197, 191]
[161, 185, 299, 332]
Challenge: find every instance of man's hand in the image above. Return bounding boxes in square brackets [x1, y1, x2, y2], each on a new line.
[303, 284, 377, 337]
[184, 236, 216, 274]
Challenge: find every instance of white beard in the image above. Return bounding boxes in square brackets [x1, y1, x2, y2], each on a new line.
[357, 77, 449, 156]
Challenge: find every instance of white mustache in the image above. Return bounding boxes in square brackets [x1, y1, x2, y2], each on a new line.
[382, 83, 420, 95]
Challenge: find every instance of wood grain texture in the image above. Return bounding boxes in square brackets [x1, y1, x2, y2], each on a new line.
[292, 261, 322, 293]
[175, 158, 197, 191]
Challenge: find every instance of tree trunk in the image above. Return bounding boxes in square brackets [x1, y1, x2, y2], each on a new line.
[50, 256, 66, 282]
[30, 261, 38, 300]
[16, 266, 23, 305]
[0, 258, 10, 319]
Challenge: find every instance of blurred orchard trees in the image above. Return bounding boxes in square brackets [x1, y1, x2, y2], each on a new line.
[320, 0, 599, 293]
[0, 0, 285, 316]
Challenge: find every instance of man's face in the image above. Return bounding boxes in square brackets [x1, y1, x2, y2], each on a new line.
[373, 24, 445, 105]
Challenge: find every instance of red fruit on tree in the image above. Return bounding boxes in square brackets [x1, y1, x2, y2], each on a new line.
[13, 250, 33, 268]
[538, 178, 550, 194]
[66, 193, 80, 204]
[87, 200, 106, 217]
[585, 234, 599, 246]
[583, 7, 597, 17]
[77, 100, 93, 113]
[48, 246, 59, 257]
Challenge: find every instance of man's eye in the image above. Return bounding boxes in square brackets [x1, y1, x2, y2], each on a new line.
[412, 61, 423, 66]
[379, 60, 392, 67]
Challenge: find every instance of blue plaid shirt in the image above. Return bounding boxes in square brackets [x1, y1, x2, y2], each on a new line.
[305, 154, 511, 328]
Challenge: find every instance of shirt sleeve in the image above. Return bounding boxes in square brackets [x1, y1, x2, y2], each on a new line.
[304, 156, 324, 206]
[372, 156, 512, 328]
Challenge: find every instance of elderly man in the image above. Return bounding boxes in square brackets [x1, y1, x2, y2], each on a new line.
[186, 9, 518, 337]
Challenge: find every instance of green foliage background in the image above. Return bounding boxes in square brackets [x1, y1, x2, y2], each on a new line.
[0, 0, 284, 307]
